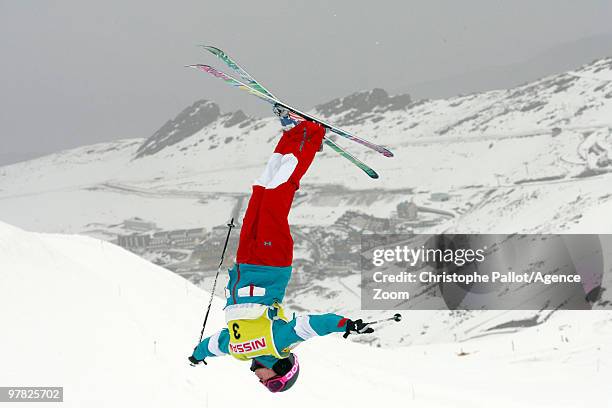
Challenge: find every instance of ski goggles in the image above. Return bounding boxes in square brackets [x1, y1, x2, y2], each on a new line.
[251, 355, 299, 393]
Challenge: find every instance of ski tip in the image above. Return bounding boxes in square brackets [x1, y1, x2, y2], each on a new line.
[382, 148, 394, 158]
[185, 64, 209, 70]
[368, 171, 380, 179]
[200, 45, 225, 56]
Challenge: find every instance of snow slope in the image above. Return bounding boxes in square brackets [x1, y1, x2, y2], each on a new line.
[1, 221, 611, 407]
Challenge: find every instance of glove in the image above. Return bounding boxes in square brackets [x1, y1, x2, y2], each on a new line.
[188, 355, 207, 367]
[343, 319, 374, 338]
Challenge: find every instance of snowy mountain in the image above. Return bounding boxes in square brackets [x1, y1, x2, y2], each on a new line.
[135, 99, 254, 158]
[313, 87, 413, 126]
[1, 57, 612, 346]
[1, 57, 611, 230]
[1, 221, 610, 407]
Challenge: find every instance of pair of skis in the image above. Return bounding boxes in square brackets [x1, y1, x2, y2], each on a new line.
[187, 45, 393, 179]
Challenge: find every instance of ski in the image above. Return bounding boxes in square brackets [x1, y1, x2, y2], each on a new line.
[200, 45, 278, 98]
[321, 137, 379, 178]
[198, 47, 379, 178]
[200, 46, 304, 124]
[188, 64, 379, 178]
[188, 62, 394, 158]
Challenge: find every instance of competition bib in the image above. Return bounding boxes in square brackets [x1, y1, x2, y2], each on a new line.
[227, 303, 290, 361]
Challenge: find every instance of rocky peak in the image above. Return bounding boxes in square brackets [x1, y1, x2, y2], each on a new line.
[314, 88, 412, 125]
[135, 100, 221, 159]
[222, 110, 251, 128]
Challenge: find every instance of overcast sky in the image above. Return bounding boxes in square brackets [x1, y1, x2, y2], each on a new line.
[1, 0, 611, 164]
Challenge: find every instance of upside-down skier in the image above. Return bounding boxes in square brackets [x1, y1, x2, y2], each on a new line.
[188, 109, 375, 393]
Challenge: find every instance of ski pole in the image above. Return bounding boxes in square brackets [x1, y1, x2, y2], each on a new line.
[198, 218, 235, 343]
[365, 313, 402, 326]
[344, 313, 402, 338]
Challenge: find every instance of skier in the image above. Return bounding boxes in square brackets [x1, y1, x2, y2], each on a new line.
[188, 111, 375, 393]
